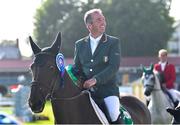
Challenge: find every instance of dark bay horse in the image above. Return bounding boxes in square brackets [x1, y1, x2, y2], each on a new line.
[28, 32, 151, 124]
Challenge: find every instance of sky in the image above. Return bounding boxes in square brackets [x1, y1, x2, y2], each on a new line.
[0, 0, 41, 56]
[169, 0, 180, 21]
[0, 0, 41, 40]
[0, 0, 179, 56]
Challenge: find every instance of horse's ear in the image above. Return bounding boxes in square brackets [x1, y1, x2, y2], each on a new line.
[29, 36, 41, 55]
[150, 63, 154, 72]
[50, 32, 61, 54]
[140, 64, 146, 72]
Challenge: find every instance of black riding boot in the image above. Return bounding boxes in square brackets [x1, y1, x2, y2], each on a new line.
[111, 115, 124, 124]
[146, 100, 150, 106]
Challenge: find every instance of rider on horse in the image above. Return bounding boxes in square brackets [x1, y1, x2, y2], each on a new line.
[73, 9, 123, 123]
[154, 49, 179, 106]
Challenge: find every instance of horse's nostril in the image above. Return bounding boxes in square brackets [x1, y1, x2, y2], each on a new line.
[144, 90, 150, 96]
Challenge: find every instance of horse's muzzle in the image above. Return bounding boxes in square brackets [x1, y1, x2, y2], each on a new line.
[28, 99, 44, 113]
[144, 85, 153, 96]
[144, 89, 151, 96]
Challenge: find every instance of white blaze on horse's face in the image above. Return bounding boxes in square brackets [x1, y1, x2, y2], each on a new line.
[142, 72, 155, 96]
[143, 73, 155, 87]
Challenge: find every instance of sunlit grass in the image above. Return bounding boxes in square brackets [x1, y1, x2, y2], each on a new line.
[25, 101, 54, 125]
[0, 106, 12, 114]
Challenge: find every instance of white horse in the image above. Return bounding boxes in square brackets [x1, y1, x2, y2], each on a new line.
[141, 65, 180, 124]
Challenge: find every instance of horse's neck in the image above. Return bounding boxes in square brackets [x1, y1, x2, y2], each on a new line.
[150, 74, 171, 108]
[154, 74, 161, 90]
[54, 70, 81, 98]
[151, 90, 167, 104]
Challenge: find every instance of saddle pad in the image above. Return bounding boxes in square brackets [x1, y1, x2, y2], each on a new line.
[85, 90, 133, 124]
[66, 65, 133, 124]
[83, 90, 109, 125]
[65, 65, 79, 87]
[119, 105, 133, 124]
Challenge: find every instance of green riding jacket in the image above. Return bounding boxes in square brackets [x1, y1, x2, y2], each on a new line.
[74, 33, 121, 98]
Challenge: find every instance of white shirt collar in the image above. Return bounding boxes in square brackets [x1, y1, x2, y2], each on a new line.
[159, 61, 167, 71]
[89, 34, 103, 42]
[159, 61, 167, 65]
[89, 34, 103, 55]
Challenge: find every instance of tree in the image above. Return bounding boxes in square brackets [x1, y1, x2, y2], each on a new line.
[33, 0, 76, 48]
[103, 0, 174, 56]
[33, 0, 99, 57]
[33, 0, 174, 57]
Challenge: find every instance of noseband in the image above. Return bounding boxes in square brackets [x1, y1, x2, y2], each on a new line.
[30, 52, 60, 101]
[31, 78, 59, 98]
[144, 73, 161, 91]
[30, 52, 84, 102]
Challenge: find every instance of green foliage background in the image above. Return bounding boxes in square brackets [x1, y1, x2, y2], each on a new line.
[33, 0, 174, 57]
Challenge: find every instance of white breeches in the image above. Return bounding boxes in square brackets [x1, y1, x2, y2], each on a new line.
[168, 89, 180, 101]
[104, 96, 120, 122]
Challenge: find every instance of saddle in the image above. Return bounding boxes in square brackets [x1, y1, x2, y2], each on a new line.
[162, 88, 179, 108]
[66, 64, 133, 124]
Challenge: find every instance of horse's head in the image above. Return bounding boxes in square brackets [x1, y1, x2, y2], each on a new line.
[28, 32, 61, 113]
[141, 64, 156, 96]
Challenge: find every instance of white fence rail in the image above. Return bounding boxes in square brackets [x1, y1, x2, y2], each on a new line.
[0, 94, 14, 106]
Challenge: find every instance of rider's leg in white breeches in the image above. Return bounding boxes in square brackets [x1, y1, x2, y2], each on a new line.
[104, 96, 120, 122]
[168, 89, 180, 102]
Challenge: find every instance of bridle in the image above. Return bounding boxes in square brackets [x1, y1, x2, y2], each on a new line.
[30, 53, 60, 101]
[144, 73, 161, 91]
[30, 52, 84, 102]
[31, 75, 59, 101]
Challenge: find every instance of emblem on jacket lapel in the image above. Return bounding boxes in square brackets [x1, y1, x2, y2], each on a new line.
[104, 56, 108, 62]
[100, 34, 107, 43]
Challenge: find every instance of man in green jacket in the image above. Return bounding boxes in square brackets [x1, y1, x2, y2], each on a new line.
[74, 8, 121, 123]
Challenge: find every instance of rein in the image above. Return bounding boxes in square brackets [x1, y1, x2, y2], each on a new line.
[31, 65, 59, 100]
[51, 90, 89, 101]
[49, 69, 85, 101]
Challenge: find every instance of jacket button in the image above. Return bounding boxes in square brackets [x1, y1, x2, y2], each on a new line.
[91, 59, 94, 62]
[90, 69, 92, 72]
